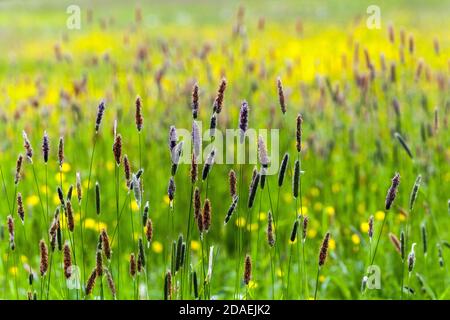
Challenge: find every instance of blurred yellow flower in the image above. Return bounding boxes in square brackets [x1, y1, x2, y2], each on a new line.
[236, 217, 246, 228]
[20, 255, 28, 264]
[191, 240, 200, 252]
[310, 187, 320, 197]
[248, 280, 258, 289]
[357, 203, 366, 214]
[247, 223, 258, 232]
[329, 238, 336, 250]
[258, 212, 267, 221]
[360, 222, 369, 233]
[283, 193, 293, 204]
[40, 185, 48, 195]
[61, 163, 71, 173]
[276, 268, 284, 277]
[131, 200, 139, 212]
[152, 241, 163, 254]
[84, 218, 107, 232]
[307, 228, 317, 239]
[9, 267, 18, 276]
[26, 195, 39, 207]
[351, 234, 360, 245]
[331, 183, 341, 193]
[313, 202, 323, 211]
[375, 211, 385, 221]
[397, 213, 406, 222]
[55, 172, 66, 183]
[319, 275, 326, 283]
[163, 195, 170, 205]
[106, 161, 115, 172]
[301, 206, 308, 215]
[53, 194, 60, 205]
[325, 206, 335, 216]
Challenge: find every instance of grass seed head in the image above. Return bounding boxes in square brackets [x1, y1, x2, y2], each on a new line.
[192, 82, 199, 119]
[368, 215, 374, 240]
[63, 241, 72, 279]
[123, 155, 131, 188]
[278, 153, 289, 187]
[168, 176, 176, 203]
[17, 193, 25, 223]
[296, 113, 303, 152]
[42, 131, 49, 163]
[248, 167, 260, 208]
[224, 195, 239, 225]
[290, 219, 299, 243]
[58, 136, 64, 168]
[203, 198, 212, 232]
[66, 201, 74, 232]
[39, 239, 48, 277]
[277, 76, 286, 114]
[293, 160, 300, 198]
[319, 232, 331, 267]
[95, 100, 106, 133]
[101, 228, 111, 260]
[22, 131, 33, 161]
[130, 253, 137, 278]
[190, 154, 198, 184]
[409, 174, 422, 211]
[7, 215, 15, 250]
[86, 268, 97, 295]
[302, 216, 309, 241]
[213, 78, 226, 114]
[113, 134, 122, 165]
[95, 182, 101, 215]
[76, 172, 82, 203]
[389, 232, 401, 255]
[244, 254, 252, 285]
[385, 172, 400, 210]
[135, 96, 143, 132]
[138, 237, 146, 271]
[15, 154, 23, 185]
[239, 100, 249, 143]
[267, 211, 275, 247]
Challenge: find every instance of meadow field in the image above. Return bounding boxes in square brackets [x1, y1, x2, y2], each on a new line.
[0, 0, 449, 300]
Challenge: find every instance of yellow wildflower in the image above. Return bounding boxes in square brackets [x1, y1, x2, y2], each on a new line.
[152, 241, 163, 254]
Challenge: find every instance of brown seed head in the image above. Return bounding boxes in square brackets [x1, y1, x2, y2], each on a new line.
[213, 78, 226, 114]
[267, 211, 275, 247]
[58, 136, 64, 168]
[318, 232, 331, 267]
[17, 193, 25, 222]
[229, 169, 237, 198]
[277, 77, 286, 114]
[15, 154, 23, 185]
[39, 239, 48, 276]
[244, 254, 252, 285]
[63, 241, 72, 279]
[202, 198, 212, 233]
[146, 218, 153, 243]
[113, 134, 122, 165]
[66, 201, 75, 232]
[96, 249, 103, 276]
[135, 96, 143, 132]
[385, 172, 400, 210]
[85, 268, 97, 295]
[130, 253, 137, 278]
[101, 228, 111, 260]
[296, 113, 303, 152]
